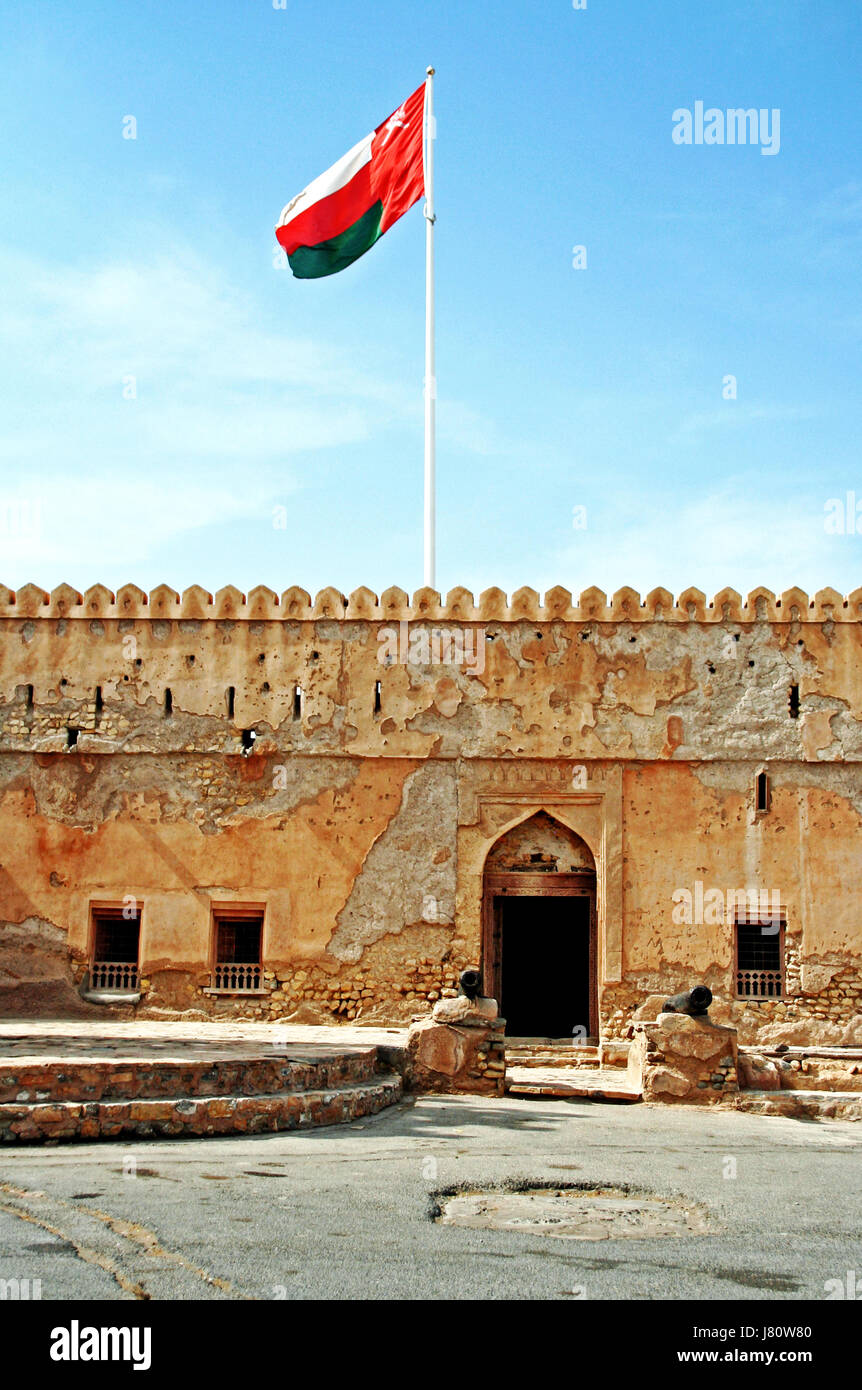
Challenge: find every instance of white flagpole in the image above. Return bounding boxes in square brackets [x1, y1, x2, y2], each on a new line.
[423, 67, 436, 589]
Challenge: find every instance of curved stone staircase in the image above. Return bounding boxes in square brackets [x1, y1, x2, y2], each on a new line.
[0, 1042, 403, 1143]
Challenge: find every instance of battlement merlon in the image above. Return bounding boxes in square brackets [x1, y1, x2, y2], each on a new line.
[1, 583, 860, 623]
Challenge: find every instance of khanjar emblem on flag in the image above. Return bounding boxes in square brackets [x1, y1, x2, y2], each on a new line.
[276, 82, 427, 279]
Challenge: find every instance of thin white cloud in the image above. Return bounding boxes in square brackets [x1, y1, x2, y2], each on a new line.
[671, 403, 818, 441]
[530, 489, 853, 601]
[0, 241, 515, 582]
[0, 476, 274, 572]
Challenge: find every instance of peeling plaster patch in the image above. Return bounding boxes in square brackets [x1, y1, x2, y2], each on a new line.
[800, 962, 841, 993]
[328, 762, 457, 963]
[226, 757, 361, 822]
[0, 916, 70, 986]
[691, 760, 862, 818]
[544, 625, 571, 667]
[13, 753, 362, 835]
[317, 621, 363, 643]
[802, 707, 839, 760]
[406, 695, 503, 755]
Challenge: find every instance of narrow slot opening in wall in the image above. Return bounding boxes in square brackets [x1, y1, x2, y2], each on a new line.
[25, 684, 33, 709]
[164, 688, 173, 717]
[67, 727, 79, 749]
[789, 685, 800, 719]
[241, 729, 256, 753]
[227, 686, 235, 720]
[756, 771, 769, 813]
[374, 680, 382, 715]
[293, 685, 302, 720]
[94, 686, 103, 728]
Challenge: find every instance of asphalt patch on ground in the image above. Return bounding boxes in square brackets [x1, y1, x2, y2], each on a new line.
[430, 1179, 715, 1241]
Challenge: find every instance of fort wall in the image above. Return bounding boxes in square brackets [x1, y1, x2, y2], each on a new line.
[0, 582, 860, 1045]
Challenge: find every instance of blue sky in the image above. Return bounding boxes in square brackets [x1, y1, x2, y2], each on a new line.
[1, 0, 860, 603]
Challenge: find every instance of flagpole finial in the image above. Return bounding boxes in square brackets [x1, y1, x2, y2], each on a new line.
[426, 66, 435, 76]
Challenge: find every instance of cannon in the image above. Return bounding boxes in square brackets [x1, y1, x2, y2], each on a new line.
[458, 968, 482, 1001]
[662, 984, 712, 1017]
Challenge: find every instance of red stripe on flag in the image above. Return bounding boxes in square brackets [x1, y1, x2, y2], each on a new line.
[276, 162, 374, 257]
[371, 83, 426, 233]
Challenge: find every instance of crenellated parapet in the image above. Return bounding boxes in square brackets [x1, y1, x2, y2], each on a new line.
[1, 584, 861, 623]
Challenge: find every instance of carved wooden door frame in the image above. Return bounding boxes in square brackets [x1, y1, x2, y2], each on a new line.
[481, 871, 598, 1040]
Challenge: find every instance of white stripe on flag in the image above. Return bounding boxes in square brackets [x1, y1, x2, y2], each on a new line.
[277, 130, 374, 229]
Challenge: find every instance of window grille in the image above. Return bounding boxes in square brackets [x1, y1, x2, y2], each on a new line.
[734, 916, 785, 999]
[211, 912, 264, 993]
[91, 908, 141, 991]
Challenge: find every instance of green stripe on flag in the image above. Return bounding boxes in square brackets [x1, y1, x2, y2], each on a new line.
[288, 202, 384, 279]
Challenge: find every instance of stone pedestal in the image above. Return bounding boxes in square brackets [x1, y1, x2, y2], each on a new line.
[406, 996, 506, 1096]
[628, 1012, 738, 1104]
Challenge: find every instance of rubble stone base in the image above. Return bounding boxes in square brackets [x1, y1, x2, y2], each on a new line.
[628, 1013, 738, 1104]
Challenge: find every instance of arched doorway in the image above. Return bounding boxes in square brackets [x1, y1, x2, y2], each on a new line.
[481, 812, 598, 1040]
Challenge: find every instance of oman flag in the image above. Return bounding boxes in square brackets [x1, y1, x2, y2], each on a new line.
[276, 83, 426, 279]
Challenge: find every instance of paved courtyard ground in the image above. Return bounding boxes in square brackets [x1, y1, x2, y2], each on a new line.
[1, 1081, 860, 1302]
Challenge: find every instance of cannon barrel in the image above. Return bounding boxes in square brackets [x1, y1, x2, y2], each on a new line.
[459, 968, 482, 1000]
[662, 984, 712, 1017]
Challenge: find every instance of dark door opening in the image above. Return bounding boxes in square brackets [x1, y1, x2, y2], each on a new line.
[498, 895, 592, 1039]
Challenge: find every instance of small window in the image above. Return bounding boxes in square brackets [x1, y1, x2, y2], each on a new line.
[293, 685, 303, 720]
[227, 686, 236, 719]
[756, 771, 769, 813]
[374, 680, 382, 715]
[90, 905, 141, 991]
[734, 912, 785, 1000]
[789, 685, 800, 719]
[211, 908, 264, 993]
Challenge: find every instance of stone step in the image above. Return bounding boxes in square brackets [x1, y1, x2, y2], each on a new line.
[752, 1047, 862, 1061]
[505, 1066, 641, 1103]
[738, 1052, 862, 1095]
[778, 1071, 862, 1093]
[0, 1074, 404, 1144]
[737, 1089, 862, 1122]
[505, 1045, 601, 1070]
[0, 1048, 380, 1104]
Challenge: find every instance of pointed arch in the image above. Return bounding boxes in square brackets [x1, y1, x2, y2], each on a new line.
[482, 811, 598, 1039]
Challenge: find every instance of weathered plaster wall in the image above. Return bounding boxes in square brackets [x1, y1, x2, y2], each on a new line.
[0, 582, 859, 1039]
